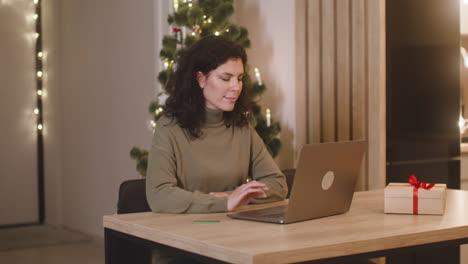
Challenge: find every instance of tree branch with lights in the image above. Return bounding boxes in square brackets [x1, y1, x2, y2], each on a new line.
[130, 0, 281, 177]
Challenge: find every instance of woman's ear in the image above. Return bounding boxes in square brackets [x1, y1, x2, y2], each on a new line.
[196, 72, 206, 89]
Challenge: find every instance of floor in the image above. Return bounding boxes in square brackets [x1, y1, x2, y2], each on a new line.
[0, 225, 104, 264]
[0, 238, 104, 264]
[0, 166, 468, 264]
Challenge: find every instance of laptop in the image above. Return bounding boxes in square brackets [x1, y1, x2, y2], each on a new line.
[227, 140, 367, 224]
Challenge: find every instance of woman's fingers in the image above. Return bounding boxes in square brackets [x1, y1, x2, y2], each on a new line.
[227, 182, 269, 211]
[237, 181, 269, 192]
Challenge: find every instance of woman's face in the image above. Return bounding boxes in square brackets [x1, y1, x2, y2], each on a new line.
[197, 58, 244, 112]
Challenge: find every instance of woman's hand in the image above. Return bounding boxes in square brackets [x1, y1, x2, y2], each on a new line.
[226, 181, 269, 211]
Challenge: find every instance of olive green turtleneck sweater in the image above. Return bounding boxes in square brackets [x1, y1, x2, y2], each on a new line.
[146, 108, 288, 213]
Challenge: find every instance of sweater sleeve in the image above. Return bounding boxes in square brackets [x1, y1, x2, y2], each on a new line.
[145, 118, 228, 213]
[248, 126, 288, 203]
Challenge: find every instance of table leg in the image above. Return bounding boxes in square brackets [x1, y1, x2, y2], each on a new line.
[386, 246, 459, 264]
[105, 228, 153, 264]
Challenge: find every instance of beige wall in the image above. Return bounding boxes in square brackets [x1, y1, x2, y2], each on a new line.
[42, 0, 63, 227]
[235, 0, 302, 170]
[305, 0, 386, 190]
[234, 0, 385, 190]
[43, 0, 157, 237]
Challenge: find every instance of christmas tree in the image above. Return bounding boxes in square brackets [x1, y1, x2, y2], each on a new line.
[130, 0, 281, 177]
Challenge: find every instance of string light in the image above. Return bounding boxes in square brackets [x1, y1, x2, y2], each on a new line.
[207, 18, 212, 23]
[150, 120, 156, 128]
[188, 3, 192, 7]
[32, 0, 46, 224]
[191, 32, 195, 36]
[155, 107, 163, 115]
[214, 31, 220, 36]
[461, 47, 468, 68]
[226, 29, 230, 32]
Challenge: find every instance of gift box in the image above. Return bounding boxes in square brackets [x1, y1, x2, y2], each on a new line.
[384, 176, 447, 215]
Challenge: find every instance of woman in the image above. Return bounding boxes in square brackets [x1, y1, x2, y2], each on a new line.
[146, 36, 288, 215]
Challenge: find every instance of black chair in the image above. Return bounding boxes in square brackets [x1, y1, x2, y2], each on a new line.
[111, 179, 152, 264]
[117, 179, 150, 214]
[282, 168, 295, 198]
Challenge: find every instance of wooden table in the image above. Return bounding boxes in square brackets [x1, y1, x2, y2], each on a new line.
[103, 190, 468, 264]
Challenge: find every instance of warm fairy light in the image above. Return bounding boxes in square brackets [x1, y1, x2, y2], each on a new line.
[254, 67, 262, 85]
[150, 120, 156, 128]
[191, 32, 195, 36]
[188, 3, 192, 7]
[37, 71, 43, 78]
[34, 32, 40, 39]
[459, 114, 468, 134]
[207, 18, 212, 23]
[37, 124, 43, 130]
[33, 14, 38, 20]
[203, 15, 207, 18]
[226, 29, 230, 32]
[155, 107, 163, 115]
[34, 0, 38, 4]
[37, 89, 43, 96]
[34, 108, 39, 115]
[37, 51, 43, 58]
[214, 31, 220, 36]
[266, 108, 271, 127]
[163, 61, 169, 70]
[461, 47, 468, 68]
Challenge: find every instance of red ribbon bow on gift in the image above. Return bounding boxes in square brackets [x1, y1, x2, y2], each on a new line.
[408, 175, 435, 214]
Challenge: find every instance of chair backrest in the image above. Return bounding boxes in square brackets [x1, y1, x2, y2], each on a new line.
[117, 179, 150, 214]
[282, 169, 295, 198]
[117, 169, 295, 214]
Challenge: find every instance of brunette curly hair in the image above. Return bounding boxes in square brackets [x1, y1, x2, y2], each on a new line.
[164, 36, 251, 139]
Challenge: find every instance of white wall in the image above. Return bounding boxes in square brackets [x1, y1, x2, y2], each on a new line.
[461, 0, 468, 34]
[235, 0, 299, 170]
[0, 0, 38, 225]
[44, 0, 156, 237]
[42, 0, 63, 227]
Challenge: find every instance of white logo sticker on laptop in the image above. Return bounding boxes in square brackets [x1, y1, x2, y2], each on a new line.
[321, 171, 335, 190]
